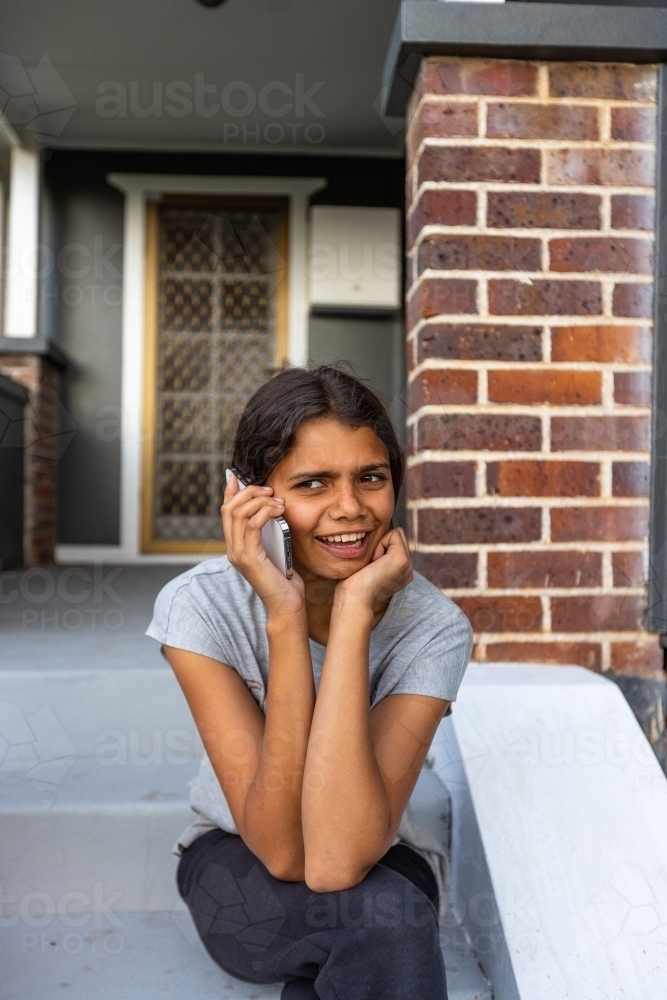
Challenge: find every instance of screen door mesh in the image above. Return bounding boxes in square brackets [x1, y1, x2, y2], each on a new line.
[151, 203, 284, 543]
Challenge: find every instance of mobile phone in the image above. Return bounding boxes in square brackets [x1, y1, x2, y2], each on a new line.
[225, 469, 293, 579]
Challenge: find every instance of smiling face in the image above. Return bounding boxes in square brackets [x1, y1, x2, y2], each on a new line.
[266, 416, 395, 581]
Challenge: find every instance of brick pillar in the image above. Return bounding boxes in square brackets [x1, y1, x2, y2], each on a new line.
[0, 353, 61, 565]
[406, 58, 662, 686]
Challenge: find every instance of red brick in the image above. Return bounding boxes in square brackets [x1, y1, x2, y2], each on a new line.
[612, 461, 650, 497]
[488, 370, 601, 405]
[548, 63, 657, 101]
[552, 595, 645, 632]
[418, 57, 538, 98]
[456, 596, 542, 633]
[405, 168, 415, 213]
[406, 337, 417, 373]
[408, 99, 478, 163]
[407, 189, 477, 247]
[551, 325, 651, 363]
[407, 461, 476, 498]
[487, 102, 598, 140]
[547, 149, 655, 187]
[612, 551, 645, 586]
[487, 460, 600, 497]
[408, 370, 478, 410]
[419, 145, 541, 185]
[488, 550, 601, 588]
[612, 283, 653, 318]
[412, 551, 478, 589]
[611, 106, 657, 142]
[549, 238, 653, 275]
[610, 641, 663, 677]
[551, 415, 650, 451]
[614, 372, 652, 406]
[551, 506, 649, 542]
[407, 279, 477, 328]
[486, 641, 602, 670]
[487, 192, 601, 230]
[418, 413, 541, 451]
[418, 324, 542, 362]
[418, 235, 541, 273]
[489, 280, 602, 316]
[418, 506, 541, 545]
[611, 195, 655, 231]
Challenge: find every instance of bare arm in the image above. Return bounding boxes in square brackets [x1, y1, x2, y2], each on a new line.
[166, 475, 315, 880]
[301, 529, 449, 891]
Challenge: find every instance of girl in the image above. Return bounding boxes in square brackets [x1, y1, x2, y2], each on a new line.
[147, 366, 472, 1000]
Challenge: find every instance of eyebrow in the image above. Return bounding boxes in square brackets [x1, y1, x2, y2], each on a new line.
[287, 462, 391, 483]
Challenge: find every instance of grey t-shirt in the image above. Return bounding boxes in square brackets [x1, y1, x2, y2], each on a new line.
[146, 557, 472, 885]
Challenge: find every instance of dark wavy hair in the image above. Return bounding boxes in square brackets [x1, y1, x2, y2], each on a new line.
[231, 366, 404, 501]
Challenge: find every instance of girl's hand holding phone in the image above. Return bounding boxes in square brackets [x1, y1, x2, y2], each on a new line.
[221, 474, 305, 620]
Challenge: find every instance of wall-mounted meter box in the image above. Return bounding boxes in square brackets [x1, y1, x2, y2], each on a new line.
[308, 206, 402, 310]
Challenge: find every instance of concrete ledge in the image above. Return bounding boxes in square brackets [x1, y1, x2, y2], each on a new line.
[382, 1, 667, 115]
[432, 664, 667, 1000]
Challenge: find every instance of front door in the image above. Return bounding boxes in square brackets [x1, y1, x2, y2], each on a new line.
[142, 196, 288, 553]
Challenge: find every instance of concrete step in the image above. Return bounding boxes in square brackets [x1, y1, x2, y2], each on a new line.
[1, 908, 492, 1000]
[0, 665, 491, 998]
[0, 669, 451, 912]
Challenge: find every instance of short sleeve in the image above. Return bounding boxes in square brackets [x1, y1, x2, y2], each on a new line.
[146, 579, 233, 664]
[387, 606, 473, 702]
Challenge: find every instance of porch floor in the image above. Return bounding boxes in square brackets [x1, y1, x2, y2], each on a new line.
[0, 564, 190, 672]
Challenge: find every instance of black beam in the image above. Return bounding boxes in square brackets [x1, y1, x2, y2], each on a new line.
[0, 336, 67, 370]
[382, 1, 667, 116]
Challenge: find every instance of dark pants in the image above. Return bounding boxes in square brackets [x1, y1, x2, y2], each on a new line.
[177, 829, 447, 1000]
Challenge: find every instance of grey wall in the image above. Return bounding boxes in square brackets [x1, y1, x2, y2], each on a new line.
[308, 312, 407, 526]
[308, 313, 406, 441]
[41, 170, 124, 545]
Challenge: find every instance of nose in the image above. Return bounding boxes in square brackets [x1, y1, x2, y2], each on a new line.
[329, 481, 366, 520]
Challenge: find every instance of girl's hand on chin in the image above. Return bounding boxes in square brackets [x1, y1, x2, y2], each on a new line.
[335, 527, 413, 615]
[221, 474, 305, 621]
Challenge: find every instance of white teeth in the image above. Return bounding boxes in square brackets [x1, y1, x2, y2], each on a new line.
[319, 531, 366, 543]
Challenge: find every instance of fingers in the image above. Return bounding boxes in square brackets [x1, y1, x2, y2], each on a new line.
[230, 498, 284, 557]
[373, 527, 412, 582]
[371, 538, 388, 562]
[221, 483, 285, 563]
[379, 526, 409, 555]
[223, 474, 271, 505]
[223, 472, 240, 501]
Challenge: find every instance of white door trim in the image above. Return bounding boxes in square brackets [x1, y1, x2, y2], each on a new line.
[56, 173, 325, 564]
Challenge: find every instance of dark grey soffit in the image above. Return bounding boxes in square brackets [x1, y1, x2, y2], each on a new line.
[382, 1, 667, 116]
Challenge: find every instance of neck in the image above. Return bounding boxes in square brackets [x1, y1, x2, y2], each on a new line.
[295, 563, 390, 647]
[295, 564, 337, 645]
